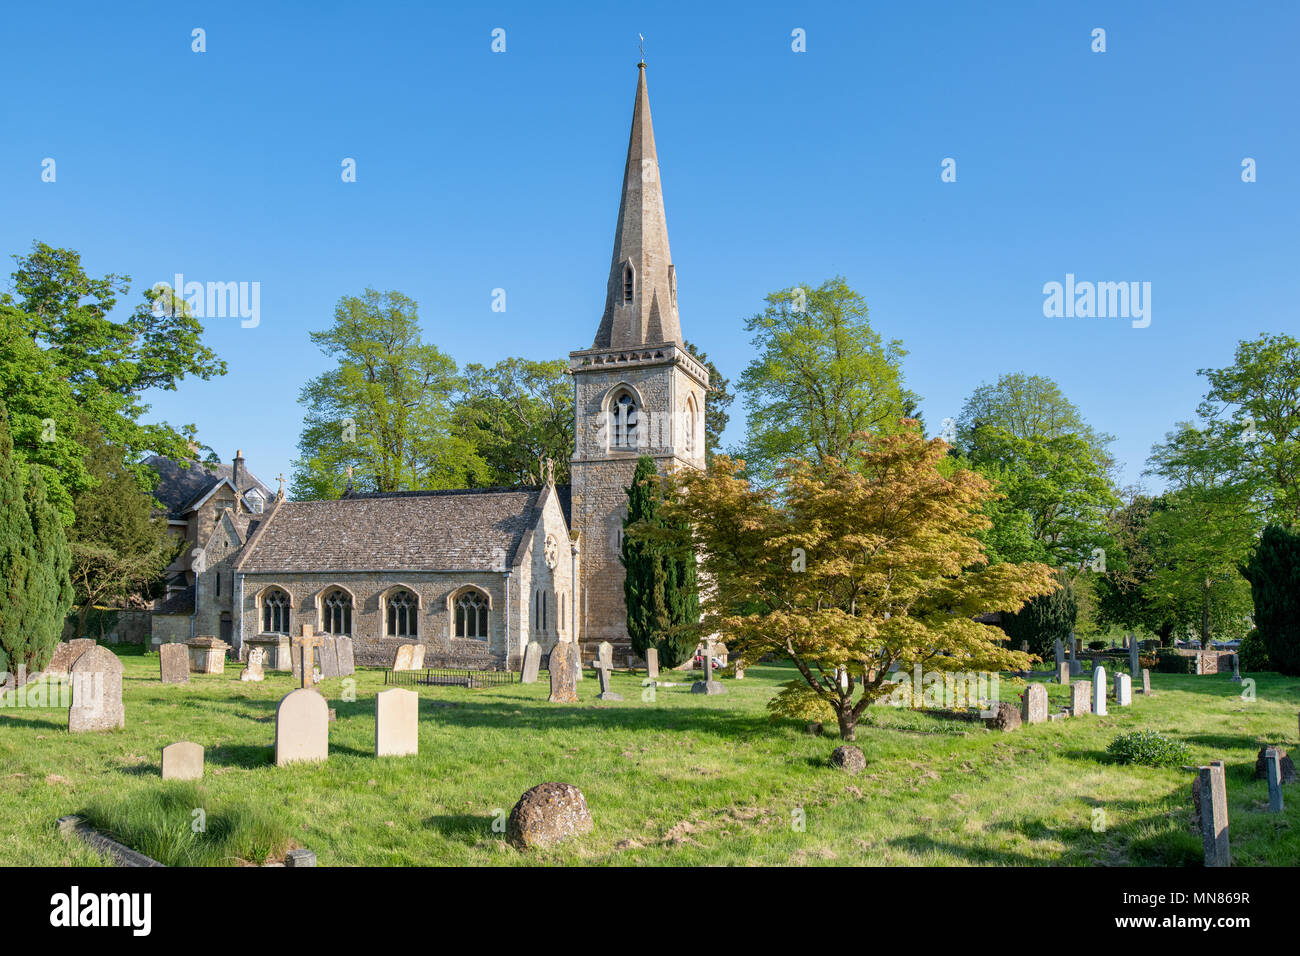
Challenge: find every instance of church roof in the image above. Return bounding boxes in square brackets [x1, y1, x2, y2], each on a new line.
[233, 486, 547, 574]
[143, 455, 272, 518]
[592, 62, 682, 350]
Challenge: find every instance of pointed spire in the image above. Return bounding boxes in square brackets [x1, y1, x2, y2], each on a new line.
[592, 62, 682, 349]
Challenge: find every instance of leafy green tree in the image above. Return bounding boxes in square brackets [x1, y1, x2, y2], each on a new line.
[738, 277, 915, 481]
[23, 464, 73, 669]
[1241, 524, 1300, 675]
[0, 401, 38, 676]
[956, 372, 1113, 464]
[999, 570, 1078, 660]
[1095, 493, 1179, 642]
[683, 341, 734, 466]
[291, 289, 489, 498]
[622, 456, 700, 668]
[454, 357, 573, 486]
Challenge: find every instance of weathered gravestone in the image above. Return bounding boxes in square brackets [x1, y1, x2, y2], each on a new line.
[645, 646, 659, 682]
[318, 637, 341, 680]
[46, 639, 96, 677]
[393, 644, 415, 671]
[335, 636, 355, 676]
[1129, 633, 1140, 681]
[1252, 745, 1297, 783]
[275, 688, 329, 766]
[691, 643, 726, 695]
[161, 741, 204, 780]
[520, 641, 541, 684]
[292, 627, 324, 688]
[733, 657, 744, 680]
[597, 641, 613, 673]
[1114, 672, 1132, 706]
[596, 664, 623, 701]
[1092, 666, 1108, 715]
[1054, 639, 1065, 673]
[240, 646, 265, 682]
[68, 646, 125, 733]
[159, 642, 190, 684]
[506, 782, 593, 850]
[1264, 748, 1285, 813]
[1057, 662, 1070, 685]
[410, 644, 426, 669]
[1022, 683, 1048, 725]
[186, 635, 230, 674]
[1193, 761, 1231, 867]
[1141, 668, 1151, 694]
[375, 688, 418, 757]
[548, 641, 579, 703]
[1070, 680, 1092, 716]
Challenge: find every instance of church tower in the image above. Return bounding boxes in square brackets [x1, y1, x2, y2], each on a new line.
[570, 61, 709, 661]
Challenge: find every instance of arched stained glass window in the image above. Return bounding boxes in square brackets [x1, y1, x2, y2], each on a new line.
[262, 588, 291, 634]
[322, 588, 352, 636]
[455, 590, 489, 640]
[387, 588, 418, 638]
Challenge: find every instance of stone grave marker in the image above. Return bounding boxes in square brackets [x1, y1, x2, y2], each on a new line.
[1141, 668, 1151, 694]
[1054, 639, 1064, 673]
[645, 646, 659, 681]
[1070, 680, 1092, 716]
[392, 643, 415, 671]
[46, 639, 96, 678]
[1057, 662, 1070, 685]
[548, 641, 579, 703]
[596, 664, 623, 701]
[1092, 666, 1107, 715]
[240, 646, 265, 682]
[1022, 683, 1048, 724]
[275, 688, 329, 766]
[1194, 762, 1231, 867]
[597, 641, 613, 673]
[1114, 672, 1132, 706]
[1265, 748, 1285, 813]
[185, 635, 230, 674]
[691, 642, 726, 695]
[733, 657, 744, 679]
[161, 741, 204, 780]
[335, 636, 355, 676]
[292, 626, 324, 689]
[521, 641, 541, 683]
[1128, 633, 1140, 680]
[410, 644, 426, 669]
[159, 642, 190, 684]
[69, 646, 125, 733]
[375, 688, 418, 757]
[318, 637, 341, 680]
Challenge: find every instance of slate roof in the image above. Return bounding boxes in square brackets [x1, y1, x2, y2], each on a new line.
[143, 456, 273, 518]
[234, 487, 547, 574]
[153, 585, 195, 616]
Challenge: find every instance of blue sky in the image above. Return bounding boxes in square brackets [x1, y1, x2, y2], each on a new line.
[2, 0, 1296, 492]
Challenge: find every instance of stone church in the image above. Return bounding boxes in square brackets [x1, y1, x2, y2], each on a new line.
[150, 62, 709, 668]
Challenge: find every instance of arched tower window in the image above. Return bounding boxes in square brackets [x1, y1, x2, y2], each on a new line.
[685, 396, 697, 456]
[623, 262, 634, 303]
[322, 588, 352, 636]
[261, 588, 291, 634]
[611, 392, 638, 449]
[387, 588, 418, 638]
[455, 589, 489, 640]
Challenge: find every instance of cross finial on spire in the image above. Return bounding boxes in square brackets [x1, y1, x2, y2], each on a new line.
[276, 472, 286, 497]
[638, 33, 645, 65]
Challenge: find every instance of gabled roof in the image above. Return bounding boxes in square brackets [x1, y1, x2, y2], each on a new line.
[143, 456, 273, 519]
[233, 486, 552, 574]
[153, 584, 195, 616]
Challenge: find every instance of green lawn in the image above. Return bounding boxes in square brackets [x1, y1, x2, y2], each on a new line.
[1, 645, 1297, 866]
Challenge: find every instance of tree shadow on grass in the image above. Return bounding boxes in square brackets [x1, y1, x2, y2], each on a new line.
[206, 744, 274, 769]
[423, 812, 495, 845]
[0, 713, 67, 731]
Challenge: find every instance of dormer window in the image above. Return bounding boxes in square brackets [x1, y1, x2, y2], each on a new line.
[245, 489, 264, 514]
[623, 262, 634, 303]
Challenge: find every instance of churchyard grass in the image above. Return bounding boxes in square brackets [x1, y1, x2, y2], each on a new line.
[1, 644, 1297, 866]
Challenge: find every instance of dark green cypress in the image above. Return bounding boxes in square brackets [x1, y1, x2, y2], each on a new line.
[1242, 524, 1300, 676]
[0, 400, 38, 677]
[24, 464, 73, 672]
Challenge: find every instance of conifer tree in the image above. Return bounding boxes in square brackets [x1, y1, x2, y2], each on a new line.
[0, 400, 38, 676]
[23, 464, 73, 671]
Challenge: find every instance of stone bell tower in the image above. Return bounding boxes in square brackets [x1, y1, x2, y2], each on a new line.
[569, 61, 709, 661]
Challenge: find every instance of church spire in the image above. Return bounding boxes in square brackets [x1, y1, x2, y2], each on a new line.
[592, 61, 682, 349]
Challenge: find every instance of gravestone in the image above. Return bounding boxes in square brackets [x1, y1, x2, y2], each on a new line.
[1070, 680, 1092, 716]
[1022, 683, 1048, 724]
[240, 646, 265, 682]
[410, 644, 426, 669]
[393, 644, 415, 671]
[1128, 633, 1140, 679]
[1252, 746, 1296, 783]
[1057, 662, 1070, 685]
[318, 637, 341, 679]
[1054, 639, 1065, 672]
[645, 647, 659, 681]
[275, 688, 329, 766]
[548, 641, 579, 703]
[1194, 762, 1231, 867]
[335, 636, 355, 676]
[521, 641, 542, 683]
[68, 646, 125, 733]
[597, 641, 613, 672]
[733, 657, 744, 680]
[186, 636, 230, 674]
[375, 688, 418, 757]
[506, 782, 592, 849]
[691, 643, 726, 695]
[1141, 668, 1151, 694]
[292, 627, 324, 689]
[1265, 748, 1285, 813]
[1092, 666, 1107, 715]
[596, 664, 623, 701]
[1114, 672, 1132, 706]
[46, 639, 96, 677]
[159, 643, 190, 684]
[161, 741, 204, 780]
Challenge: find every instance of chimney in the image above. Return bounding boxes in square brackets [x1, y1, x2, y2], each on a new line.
[232, 449, 245, 490]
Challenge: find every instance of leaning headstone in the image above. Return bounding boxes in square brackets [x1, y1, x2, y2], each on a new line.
[1092, 666, 1108, 715]
[240, 646, 265, 682]
[520, 641, 542, 684]
[506, 782, 593, 850]
[1114, 672, 1132, 706]
[1194, 762, 1231, 867]
[375, 688, 418, 757]
[335, 636, 355, 676]
[645, 647, 659, 681]
[392, 644, 415, 671]
[46, 639, 96, 677]
[161, 741, 204, 780]
[548, 641, 578, 703]
[1141, 668, 1151, 694]
[68, 647, 125, 733]
[410, 644, 426, 669]
[159, 642, 190, 684]
[275, 688, 329, 766]
[597, 641, 613, 672]
[1070, 680, 1092, 716]
[595, 664, 623, 701]
[1057, 662, 1070, 685]
[1022, 683, 1048, 724]
[1265, 748, 1285, 813]
[691, 644, 726, 695]
[316, 637, 340, 679]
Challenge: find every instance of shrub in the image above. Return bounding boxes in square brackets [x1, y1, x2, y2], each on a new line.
[1242, 524, 1300, 676]
[1155, 650, 1196, 674]
[1106, 730, 1192, 768]
[1000, 570, 1077, 661]
[1237, 628, 1271, 672]
[1088, 640, 1107, 652]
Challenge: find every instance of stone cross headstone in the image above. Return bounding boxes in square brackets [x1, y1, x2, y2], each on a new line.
[68, 646, 125, 733]
[1092, 666, 1107, 715]
[375, 688, 419, 757]
[159, 642, 190, 684]
[597, 641, 613, 672]
[1022, 683, 1048, 724]
[1054, 639, 1065, 672]
[645, 646, 659, 681]
[1195, 762, 1231, 867]
[335, 636, 355, 676]
[1141, 668, 1151, 694]
[393, 643, 415, 671]
[691, 642, 726, 695]
[410, 644, 426, 669]
[548, 641, 579, 703]
[521, 641, 542, 683]
[596, 663, 623, 701]
[1114, 671, 1132, 706]
[240, 646, 265, 682]
[292, 626, 324, 689]
[1057, 662, 1070, 685]
[1128, 633, 1140, 680]
[1230, 653, 1242, 683]
[161, 741, 204, 780]
[1070, 680, 1092, 716]
[275, 688, 329, 766]
[1265, 748, 1285, 813]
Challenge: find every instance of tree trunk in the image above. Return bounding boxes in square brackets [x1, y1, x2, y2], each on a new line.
[836, 701, 857, 741]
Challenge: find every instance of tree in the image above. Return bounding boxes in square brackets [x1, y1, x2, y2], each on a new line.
[683, 340, 734, 466]
[454, 357, 573, 486]
[0, 401, 38, 677]
[737, 278, 915, 481]
[658, 425, 1056, 740]
[291, 289, 489, 498]
[999, 570, 1077, 660]
[956, 372, 1113, 463]
[623, 456, 700, 668]
[1095, 493, 1179, 642]
[21, 464, 73, 673]
[1241, 524, 1300, 676]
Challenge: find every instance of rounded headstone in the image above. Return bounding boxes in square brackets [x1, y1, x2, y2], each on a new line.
[506, 782, 593, 850]
[161, 741, 204, 780]
[275, 688, 329, 766]
[69, 646, 125, 733]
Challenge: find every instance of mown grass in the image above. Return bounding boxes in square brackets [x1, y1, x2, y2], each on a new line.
[1, 644, 1297, 866]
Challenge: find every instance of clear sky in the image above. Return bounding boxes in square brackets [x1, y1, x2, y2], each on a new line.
[2, 1, 1296, 493]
